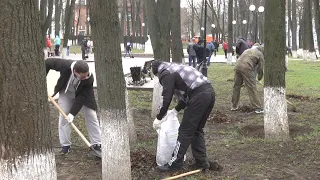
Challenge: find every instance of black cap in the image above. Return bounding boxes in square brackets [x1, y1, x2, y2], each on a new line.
[151, 60, 162, 75]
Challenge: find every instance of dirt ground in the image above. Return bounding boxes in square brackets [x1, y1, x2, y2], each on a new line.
[50, 88, 320, 179]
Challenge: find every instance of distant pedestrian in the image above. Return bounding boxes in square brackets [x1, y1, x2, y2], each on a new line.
[187, 38, 197, 67]
[54, 35, 61, 56]
[235, 36, 249, 58]
[124, 42, 133, 58]
[223, 41, 228, 59]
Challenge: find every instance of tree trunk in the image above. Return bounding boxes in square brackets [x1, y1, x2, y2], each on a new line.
[90, 0, 131, 179]
[264, 0, 289, 141]
[171, 0, 183, 63]
[306, 0, 316, 61]
[227, 0, 233, 64]
[0, 0, 57, 178]
[62, 0, 76, 58]
[287, 0, 292, 47]
[191, 0, 195, 37]
[145, 0, 171, 60]
[125, 0, 130, 36]
[314, 0, 320, 58]
[222, 0, 225, 41]
[40, 0, 54, 47]
[298, 10, 303, 50]
[55, 0, 63, 36]
[291, 0, 298, 58]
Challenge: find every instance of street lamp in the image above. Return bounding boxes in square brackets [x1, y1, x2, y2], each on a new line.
[211, 24, 215, 28]
[242, 20, 247, 24]
[232, 20, 236, 25]
[87, 17, 90, 37]
[249, 5, 264, 43]
[201, 27, 205, 31]
[142, 23, 146, 50]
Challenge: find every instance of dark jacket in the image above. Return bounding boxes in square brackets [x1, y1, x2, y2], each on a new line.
[46, 58, 97, 116]
[236, 38, 249, 56]
[193, 42, 210, 63]
[156, 62, 211, 120]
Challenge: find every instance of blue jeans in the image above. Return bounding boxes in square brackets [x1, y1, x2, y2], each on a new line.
[207, 53, 212, 66]
[189, 55, 196, 67]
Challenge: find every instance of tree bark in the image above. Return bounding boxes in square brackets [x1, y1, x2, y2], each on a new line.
[264, 0, 289, 141]
[291, 0, 298, 58]
[55, 0, 63, 36]
[125, 0, 131, 36]
[298, 9, 303, 50]
[171, 0, 183, 63]
[227, 0, 233, 64]
[145, 0, 171, 60]
[191, 0, 195, 37]
[0, 0, 57, 178]
[90, 0, 131, 179]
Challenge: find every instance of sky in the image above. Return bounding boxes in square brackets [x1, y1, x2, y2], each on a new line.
[181, 0, 202, 8]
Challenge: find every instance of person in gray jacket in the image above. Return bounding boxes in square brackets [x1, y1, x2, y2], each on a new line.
[187, 38, 197, 67]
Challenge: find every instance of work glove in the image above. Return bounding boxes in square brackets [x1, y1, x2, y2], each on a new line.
[153, 118, 162, 130]
[66, 113, 74, 123]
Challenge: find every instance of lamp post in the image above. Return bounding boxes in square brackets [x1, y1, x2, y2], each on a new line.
[211, 24, 215, 41]
[142, 23, 145, 50]
[249, 5, 264, 43]
[232, 20, 236, 44]
[87, 17, 90, 37]
[201, 0, 208, 77]
[71, 27, 74, 45]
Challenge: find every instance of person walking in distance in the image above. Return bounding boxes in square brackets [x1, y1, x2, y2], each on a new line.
[223, 41, 228, 59]
[45, 58, 102, 154]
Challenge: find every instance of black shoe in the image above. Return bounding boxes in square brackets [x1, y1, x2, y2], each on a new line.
[92, 144, 101, 151]
[157, 163, 182, 172]
[60, 146, 70, 155]
[190, 162, 210, 170]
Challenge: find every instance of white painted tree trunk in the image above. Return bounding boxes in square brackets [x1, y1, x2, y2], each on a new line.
[309, 51, 317, 62]
[43, 48, 48, 59]
[264, 87, 290, 140]
[303, 50, 308, 60]
[292, 50, 297, 58]
[285, 55, 288, 70]
[0, 152, 56, 179]
[125, 89, 137, 144]
[61, 47, 67, 58]
[151, 77, 163, 118]
[227, 53, 232, 65]
[100, 109, 131, 180]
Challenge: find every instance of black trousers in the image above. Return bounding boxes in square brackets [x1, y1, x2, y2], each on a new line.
[169, 84, 215, 167]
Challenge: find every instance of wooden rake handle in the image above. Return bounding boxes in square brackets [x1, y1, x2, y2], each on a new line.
[48, 95, 92, 148]
[162, 169, 202, 180]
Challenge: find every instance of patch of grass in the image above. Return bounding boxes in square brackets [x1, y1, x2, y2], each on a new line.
[286, 60, 320, 98]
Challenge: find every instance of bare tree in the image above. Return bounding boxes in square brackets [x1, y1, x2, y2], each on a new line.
[227, 0, 233, 64]
[40, 0, 54, 47]
[55, 0, 63, 36]
[291, 0, 298, 58]
[288, 0, 292, 47]
[314, 0, 320, 55]
[145, 0, 171, 60]
[303, 0, 316, 61]
[0, 0, 57, 178]
[62, 0, 76, 58]
[90, 0, 131, 179]
[264, 0, 289, 140]
[171, 0, 183, 63]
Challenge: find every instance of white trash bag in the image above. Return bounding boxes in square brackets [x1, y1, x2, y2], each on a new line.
[156, 112, 180, 166]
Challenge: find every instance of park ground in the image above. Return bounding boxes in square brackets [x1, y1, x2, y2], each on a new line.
[50, 60, 320, 180]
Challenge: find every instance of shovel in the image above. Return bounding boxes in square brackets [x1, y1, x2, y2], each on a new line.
[48, 95, 102, 158]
